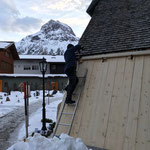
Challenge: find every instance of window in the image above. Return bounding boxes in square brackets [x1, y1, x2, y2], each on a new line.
[51, 64, 56, 70]
[24, 65, 31, 70]
[32, 65, 39, 70]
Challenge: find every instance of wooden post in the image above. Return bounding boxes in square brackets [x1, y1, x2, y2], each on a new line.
[48, 90, 50, 105]
[0, 80, 2, 92]
[24, 82, 28, 138]
[47, 81, 50, 105]
[27, 81, 29, 127]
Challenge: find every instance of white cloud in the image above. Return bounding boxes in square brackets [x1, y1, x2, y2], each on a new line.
[14, 17, 43, 32]
[44, 0, 91, 11]
[28, 0, 91, 14]
[0, 0, 92, 41]
[38, 0, 91, 35]
[59, 17, 90, 28]
[0, 0, 42, 33]
[30, 6, 39, 12]
[1, 0, 19, 15]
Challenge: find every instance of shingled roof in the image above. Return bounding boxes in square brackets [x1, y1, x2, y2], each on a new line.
[86, 0, 99, 16]
[80, 0, 150, 56]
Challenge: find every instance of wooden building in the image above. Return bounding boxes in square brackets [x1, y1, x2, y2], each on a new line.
[1, 55, 66, 92]
[0, 42, 19, 92]
[56, 0, 150, 150]
[0, 42, 19, 74]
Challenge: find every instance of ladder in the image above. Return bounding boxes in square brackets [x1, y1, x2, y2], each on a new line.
[52, 70, 87, 137]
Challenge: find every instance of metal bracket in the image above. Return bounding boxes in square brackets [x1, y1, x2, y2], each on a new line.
[102, 57, 106, 62]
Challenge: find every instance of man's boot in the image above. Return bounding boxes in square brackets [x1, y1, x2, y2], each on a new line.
[65, 99, 75, 104]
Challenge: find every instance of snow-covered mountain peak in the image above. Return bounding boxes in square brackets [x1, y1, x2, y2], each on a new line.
[41, 20, 75, 36]
[15, 19, 79, 55]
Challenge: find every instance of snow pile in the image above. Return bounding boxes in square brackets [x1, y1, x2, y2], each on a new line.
[8, 133, 91, 150]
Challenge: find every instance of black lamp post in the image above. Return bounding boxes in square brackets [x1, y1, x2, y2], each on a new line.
[39, 57, 47, 131]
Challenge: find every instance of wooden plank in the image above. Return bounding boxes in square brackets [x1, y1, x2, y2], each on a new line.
[91, 58, 118, 148]
[55, 92, 68, 135]
[90, 59, 109, 146]
[123, 56, 144, 150]
[70, 60, 94, 138]
[69, 61, 88, 136]
[0, 80, 2, 92]
[55, 93, 67, 135]
[78, 60, 102, 143]
[135, 56, 150, 150]
[104, 57, 126, 149]
[55, 61, 88, 136]
[56, 85, 82, 135]
[118, 57, 134, 150]
[56, 125, 68, 135]
[81, 50, 150, 61]
[74, 60, 96, 139]
[104, 57, 134, 150]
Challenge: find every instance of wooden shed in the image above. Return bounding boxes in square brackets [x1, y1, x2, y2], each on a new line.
[0, 41, 19, 74]
[55, 0, 150, 150]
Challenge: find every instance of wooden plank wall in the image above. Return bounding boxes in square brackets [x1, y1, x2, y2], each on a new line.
[68, 55, 150, 150]
[0, 80, 2, 92]
[55, 62, 88, 135]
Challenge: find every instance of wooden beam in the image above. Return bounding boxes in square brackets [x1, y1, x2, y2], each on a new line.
[81, 50, 150, 61]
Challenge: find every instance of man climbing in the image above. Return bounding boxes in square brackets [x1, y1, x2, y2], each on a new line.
[64, 44, 82, 104]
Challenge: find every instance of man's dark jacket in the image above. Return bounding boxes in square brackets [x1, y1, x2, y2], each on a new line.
[64, 45, 81, 73]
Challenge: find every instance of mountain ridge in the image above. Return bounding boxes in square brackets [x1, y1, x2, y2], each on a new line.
[15, 20, 79, 55]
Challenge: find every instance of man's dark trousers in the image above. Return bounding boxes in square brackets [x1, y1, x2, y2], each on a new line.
[65, 67, 78, 102]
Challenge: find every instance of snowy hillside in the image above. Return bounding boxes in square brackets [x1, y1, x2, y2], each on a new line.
[15, 20, 79, 55]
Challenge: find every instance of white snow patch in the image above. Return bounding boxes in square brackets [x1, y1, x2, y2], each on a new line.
[1, 90, 91, 150]
[0, 91, 64, 118]
[19, 55, 65, 62]
[18, 99, 62, 140]
[7, 133, 91, 150]
[0, 42, 12, 49]
[0, 74, 67, 77]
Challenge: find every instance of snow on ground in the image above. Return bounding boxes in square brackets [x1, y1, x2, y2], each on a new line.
[18, 99, 62, 140]
[0, 90, 63, 117]
[0, 91, 25, 117]
[8, 133, 91, 150]
[1, 90, 91, 150]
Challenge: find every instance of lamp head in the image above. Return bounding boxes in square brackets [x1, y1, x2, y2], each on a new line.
[39, 57, 47, 73]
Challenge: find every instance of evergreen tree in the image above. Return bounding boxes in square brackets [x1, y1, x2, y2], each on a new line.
[56, 48, 61, 55]
[49, 49, 54, 55]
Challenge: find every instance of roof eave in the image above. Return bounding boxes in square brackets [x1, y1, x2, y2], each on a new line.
[86, 0, 99, 16]
[10, 43, 20, 60]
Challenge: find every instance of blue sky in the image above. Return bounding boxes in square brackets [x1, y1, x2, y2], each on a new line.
[0, 0, 92, 42]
